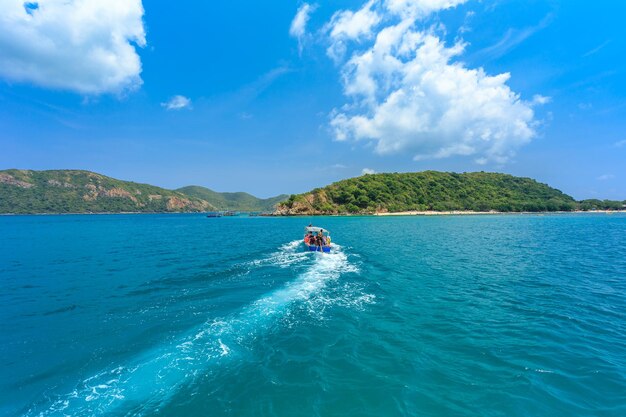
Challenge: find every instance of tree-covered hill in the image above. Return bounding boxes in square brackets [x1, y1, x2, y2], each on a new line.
[276, 171, 581, 215]
[2, 169, 622, 215]
[578, 199, 626, 211]
[176, 186, 288, 212]
[0, 169, 215, 214]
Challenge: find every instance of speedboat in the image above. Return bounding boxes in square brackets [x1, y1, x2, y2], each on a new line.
[303, 226, 331, 253]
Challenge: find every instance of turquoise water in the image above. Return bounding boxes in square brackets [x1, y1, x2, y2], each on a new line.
[1, 214, 626, 416]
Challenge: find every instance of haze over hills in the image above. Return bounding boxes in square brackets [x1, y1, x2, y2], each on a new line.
[276, 171, 626, 215]
[176, 186, 288, 212]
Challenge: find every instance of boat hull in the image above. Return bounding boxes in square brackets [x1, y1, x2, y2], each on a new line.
[305, 244, 331, 253]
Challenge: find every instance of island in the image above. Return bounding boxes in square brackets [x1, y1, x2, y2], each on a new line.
[1, 169, 624, 215]
[275, 171, 626, 215]
[0, 170, 284, 214]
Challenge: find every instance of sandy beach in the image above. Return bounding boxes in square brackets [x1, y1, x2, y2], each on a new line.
[373, 210, 626, 216]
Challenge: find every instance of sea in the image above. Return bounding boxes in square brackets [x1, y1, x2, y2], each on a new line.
[1, 213, 625, 417]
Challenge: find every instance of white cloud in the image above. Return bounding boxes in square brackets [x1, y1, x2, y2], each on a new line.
[386, 0, 466, 19]
[161, 95, 192, 111]
[326, 0, 381, 60]
[472, 14, 552, 62]
[0, 0, 146, 95]
[597, 174, 615, 181]
[290, 3, 317, 52]
[532, 94, 551, 105]
[582, 39, 611, 58]
[614, 139, 626, 148]
[362, 168, 376, 175]
[326, 0, 541, 164]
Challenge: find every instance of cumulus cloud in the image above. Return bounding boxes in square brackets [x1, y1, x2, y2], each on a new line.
[325, 0, 542, 164]
[361, 168, 376, 175]
[290, 3, 317, 52]
[0, 0, 146, 95]
[385, 0, 466, 18]
[326, 0, 381, 60]
[161, 95, 192, 111]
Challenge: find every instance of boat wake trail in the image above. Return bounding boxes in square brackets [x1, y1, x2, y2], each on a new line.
[25, 241, 358, 417]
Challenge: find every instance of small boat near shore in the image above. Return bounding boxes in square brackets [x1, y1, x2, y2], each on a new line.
[303, 226, 331, 253]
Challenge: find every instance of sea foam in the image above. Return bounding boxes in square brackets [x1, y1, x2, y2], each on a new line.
[25, 241, 357, 417]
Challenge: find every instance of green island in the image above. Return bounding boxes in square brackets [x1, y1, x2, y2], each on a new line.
[0, 169, 283, 214]
[276, 171, 626, 215]
[1, 169, 624, 215]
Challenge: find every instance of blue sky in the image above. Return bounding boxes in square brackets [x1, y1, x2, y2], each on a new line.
[1, 0, 625, 199]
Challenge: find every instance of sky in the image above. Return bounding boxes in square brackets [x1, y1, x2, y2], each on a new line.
[1, 0, 625, 200]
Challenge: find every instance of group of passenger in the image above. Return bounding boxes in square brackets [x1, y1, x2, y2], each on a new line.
[304, 229, 330, 247]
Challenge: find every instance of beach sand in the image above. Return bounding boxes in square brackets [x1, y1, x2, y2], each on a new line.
[373, 210, 626, 216]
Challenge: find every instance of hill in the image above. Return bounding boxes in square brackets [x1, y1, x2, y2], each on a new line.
[276, 171, 578, 215]
[0, 169, 215, 214]
[176, 186, 288, 212]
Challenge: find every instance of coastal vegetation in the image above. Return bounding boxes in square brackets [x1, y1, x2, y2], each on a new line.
[276, 171, 593, 215]
[176, 186, 288, 212]
[578, 199, 626, 211]
[0, 169, 214, 214]
[2, 169, 624, 215]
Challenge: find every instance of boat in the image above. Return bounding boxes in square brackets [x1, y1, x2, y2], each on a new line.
[303, 226, 331, 253]
[206, 212, 222, 218]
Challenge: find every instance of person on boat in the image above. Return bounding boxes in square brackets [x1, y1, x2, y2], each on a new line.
[317, 230, 326, 247]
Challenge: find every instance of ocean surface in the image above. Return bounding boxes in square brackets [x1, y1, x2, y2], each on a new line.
[1, 213, 626, 417]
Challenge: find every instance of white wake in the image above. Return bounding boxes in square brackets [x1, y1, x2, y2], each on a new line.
[25, 241, 357, 417]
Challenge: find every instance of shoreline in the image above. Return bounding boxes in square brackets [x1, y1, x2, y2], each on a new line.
[275, 209, 626, 217]
[1, 210, 625, 217]
[0, 211, 204, 216]
[373, 210, 626, 216]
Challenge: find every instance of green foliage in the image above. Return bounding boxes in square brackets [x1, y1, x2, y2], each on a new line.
[577, 199, 625, 211]
[280, 171, 585, 214]
[176, 185, 288, 211]
[0, 169, 212, 214]
[3, 169, 622, 215]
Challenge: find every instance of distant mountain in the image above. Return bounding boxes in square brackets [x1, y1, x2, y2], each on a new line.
[176, 185, 288, 212]
[0, 169, 215, 214]
[276, 171, 580, 215]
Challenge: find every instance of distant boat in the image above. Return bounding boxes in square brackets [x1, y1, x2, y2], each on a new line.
[303, 226, 331, 253]
[222, 211, 239, 217]
[206, 212, 222, 218]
